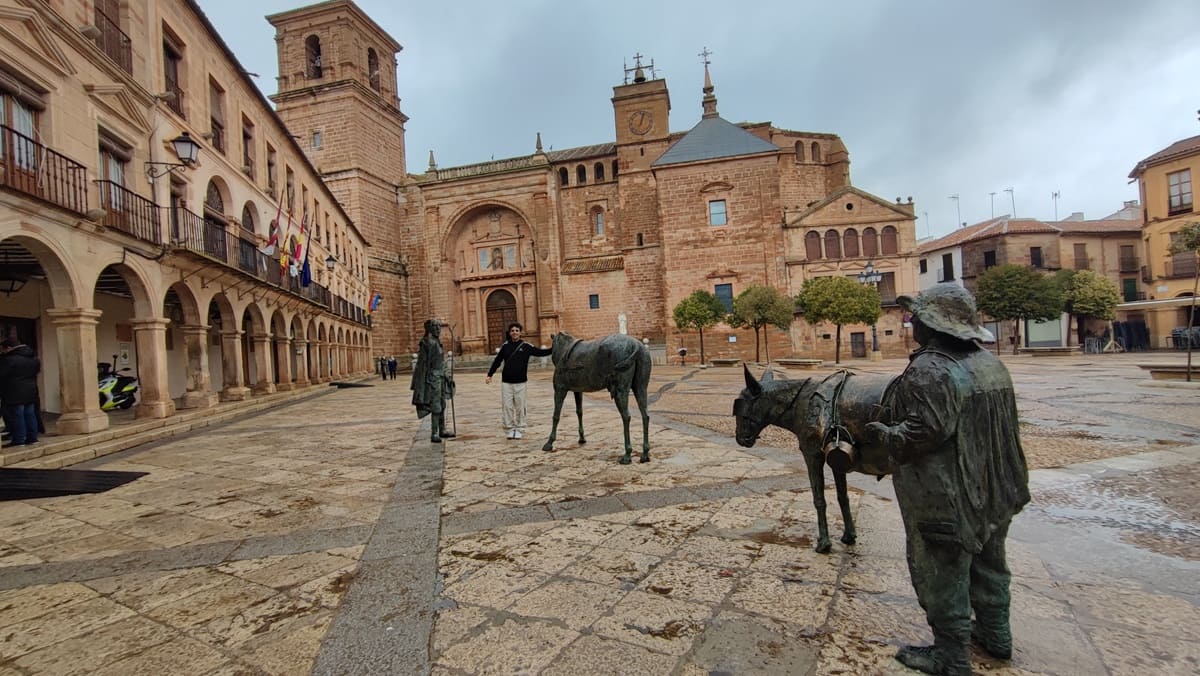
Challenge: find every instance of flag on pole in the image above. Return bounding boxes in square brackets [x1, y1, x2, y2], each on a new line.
[288, 209, 308, 278]
[368, 292, 383, 313]
[300, 217, 314, 287]
[260, 198, 283, 256]
[278, 208, 295, 275]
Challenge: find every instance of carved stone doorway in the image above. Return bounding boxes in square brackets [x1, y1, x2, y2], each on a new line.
[486, 290, 518, 354]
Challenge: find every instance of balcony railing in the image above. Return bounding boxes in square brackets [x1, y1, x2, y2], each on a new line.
[95, 180, 161, 244]
[1166, 257, 1198, 279]
[163, 78, 184, 118]
[92, 7, 132, 74]
[1123, 291, 1147, 302]
[1073, 258, 1090, 271]
[1119, 256, 1139, 273]
[0, 125, 89, 215]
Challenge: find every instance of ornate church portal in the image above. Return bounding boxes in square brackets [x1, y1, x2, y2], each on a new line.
[447, 206, 540, 354]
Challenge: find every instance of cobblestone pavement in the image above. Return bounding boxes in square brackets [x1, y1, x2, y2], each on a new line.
[0, 353, 1196, 675]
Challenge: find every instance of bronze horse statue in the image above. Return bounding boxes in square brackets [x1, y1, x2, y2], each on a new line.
[734, 365, 896, 553]
[542, 332, 652, 464]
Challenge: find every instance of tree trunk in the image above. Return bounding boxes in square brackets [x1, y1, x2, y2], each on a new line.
[1012, 319, 1021, 355]
[835, 324, 842, 364]
[764, 326, 771, 364]
[753, 325, 761, 363]
[698, 328, 706, 365]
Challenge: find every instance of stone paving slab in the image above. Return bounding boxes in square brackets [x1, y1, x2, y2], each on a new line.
[0, 356, 1196, 674]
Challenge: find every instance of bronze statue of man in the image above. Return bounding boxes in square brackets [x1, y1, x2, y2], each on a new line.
[411, 319, 455, 443]
[864, 283, 1030, 675]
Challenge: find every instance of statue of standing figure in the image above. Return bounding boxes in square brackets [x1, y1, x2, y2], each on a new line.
[411, 319, 456, 443]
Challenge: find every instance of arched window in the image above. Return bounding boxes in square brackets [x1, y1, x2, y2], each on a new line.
[576, 165, 587, 184]
[558, 168, 568, 186]
[824, 229, 841, 259]
[203, 180, 228, 258]
[881, 225, 898, 255]
[240, 204, 255, 233]
[367, 48, 381, 92]
[305, 35, 323, 79]
[805, 231, 823, 260]
[843, 228, 860, 258]
[636, 232, 644, 247]
[594, 162, 605, 181]
[612, 160, 618, 179]
[592, 208, 604, 236]
[811, 141, 821, 163]
[794, 141, 804, 162]
[862, 227, 878, 258]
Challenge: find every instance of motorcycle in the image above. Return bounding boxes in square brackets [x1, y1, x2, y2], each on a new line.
[98, 360, 138, 411]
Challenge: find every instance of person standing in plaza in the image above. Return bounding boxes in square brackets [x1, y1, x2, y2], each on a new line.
[387, 355, 397, 380]
[485, 323, 552, 440]
[411, 320, 454, 443]
[0, 332, 41, 447]
[864, 283, 1030, 676]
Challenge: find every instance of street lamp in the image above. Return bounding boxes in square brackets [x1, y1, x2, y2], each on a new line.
[145, 131, 201, 180]
[324, 254, 337, 272]
[857, 260, 883, 354]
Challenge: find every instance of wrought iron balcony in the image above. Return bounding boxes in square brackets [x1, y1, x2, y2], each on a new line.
[92, 7, 132, 74]
[163, 79, 185, 118]
[95, 180, 161, 244]
[1119, 256, 1139, 273]
[0, 125, 89, 215]
[1166, 257, 1198, 279]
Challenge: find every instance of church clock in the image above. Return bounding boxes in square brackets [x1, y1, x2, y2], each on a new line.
[627, 109, 653, 135]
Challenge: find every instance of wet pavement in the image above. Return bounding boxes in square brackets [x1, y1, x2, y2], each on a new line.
[0, 353, 1197, 675]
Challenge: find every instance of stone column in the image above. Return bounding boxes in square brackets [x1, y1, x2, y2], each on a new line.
[179, 324, 219, 409]
[220, 329, 251, 401]
[274, 336, 295, 391]
[318, 341, 329, 381]
[294, 340, 311, 386]
[45, 308, 109, 435]
[130, 318, 175, 419]
[251, 333, 276, 394]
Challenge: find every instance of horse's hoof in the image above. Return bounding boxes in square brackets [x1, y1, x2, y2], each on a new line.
[639, 455, 650, 464]
[619, 456, 632, 465]
[542, 443, 554, 452]
[578, 438, 587, 445]
[841, 534, 857, 545]
[815, 541, 832, 554]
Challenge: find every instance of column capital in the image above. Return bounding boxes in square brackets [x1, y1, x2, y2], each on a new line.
[46, 308, 102, 326]
[220, 329, 244, 339]
[130, 317, 171, 330]
[179, 323, 210, 336]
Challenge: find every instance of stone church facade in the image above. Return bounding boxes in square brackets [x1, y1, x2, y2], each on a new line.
[270, 1, 919, 361]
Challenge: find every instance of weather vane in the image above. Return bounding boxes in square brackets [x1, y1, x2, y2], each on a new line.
[699, 46, 712, 67]
[623, 52, 657, 84]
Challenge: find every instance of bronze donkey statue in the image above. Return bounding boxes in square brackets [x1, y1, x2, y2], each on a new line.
[734, 365, 896, 553]
[542, 331, 652, 464]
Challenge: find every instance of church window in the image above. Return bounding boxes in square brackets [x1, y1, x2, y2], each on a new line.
[862, 227, 878, 257]
[311, 130, 322, 149]
[592, 208, 604, 236]
[843, 228, 860, 258]
[588, 294, 600, 309]
[636, 232, 644, 247]
[612, 160, 618, 178]
[805, 231, 822, 260]
[709, 199, 727, 226]
[794, 141, 804, 162]
[811, 141, 821, 163]
[824, 230, 841, 259]
[594, 162, 605, 181]
[367, 48, 381, 92]
[881, 226, 898, 255]
[576, 165, 587, 184]
[714, 283, 733, 312]
[558, 167, 568, 186]
[305, 35, 323, 79]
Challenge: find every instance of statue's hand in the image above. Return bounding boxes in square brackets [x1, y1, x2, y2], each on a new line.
[863, 421, 888, 446]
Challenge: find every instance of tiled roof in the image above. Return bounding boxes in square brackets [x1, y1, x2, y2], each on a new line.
[1129, 134, 1200, 178]
[917, 216, 1140, 255]
[547, 143, 617, 163]
[561, 255, 624, 275]
[652, 116, 779, 167]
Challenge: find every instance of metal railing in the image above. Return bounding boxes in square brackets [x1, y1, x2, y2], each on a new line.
[95, 180, 161, 244]
[92, 7, 132, 74]
[1073, 257, 1090, 271]
[163, 78, 185, 118]
[1166, 258, 1198, 279]
[1119, 256, 1139, 273]
[0, 125, 88, 215]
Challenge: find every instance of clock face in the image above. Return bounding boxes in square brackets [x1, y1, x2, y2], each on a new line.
[627, 109, 653, 135]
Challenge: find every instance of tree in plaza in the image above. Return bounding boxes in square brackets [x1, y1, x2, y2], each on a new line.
[794, 276, 881, 364]
[975, 264, 1064, 354]
[1168, 221, 1200, 381]
[728, 285, 794, 363]
[672, 289, 728, 365]
[1053, 269, 1120, 347]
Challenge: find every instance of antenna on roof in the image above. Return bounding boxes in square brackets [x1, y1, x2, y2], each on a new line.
[1052, 191, 1061, 221]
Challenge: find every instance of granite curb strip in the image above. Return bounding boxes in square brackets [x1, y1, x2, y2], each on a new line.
[312, 420, 443, 676]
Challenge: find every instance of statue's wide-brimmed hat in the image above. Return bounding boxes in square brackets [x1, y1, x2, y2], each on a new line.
[897, 283, 995, 343]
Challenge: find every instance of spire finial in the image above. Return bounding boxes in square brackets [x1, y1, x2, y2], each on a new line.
[699, 47, 718, 117]
[428, 149, 437, 170]
[535, 132, 544, 153]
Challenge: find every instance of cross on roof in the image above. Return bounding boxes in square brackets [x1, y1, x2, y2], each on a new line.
[698, 47, 712, 67]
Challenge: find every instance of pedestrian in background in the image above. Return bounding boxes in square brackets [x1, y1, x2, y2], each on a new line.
[387, 355, 398, 380]
[0, 331, 41, 448]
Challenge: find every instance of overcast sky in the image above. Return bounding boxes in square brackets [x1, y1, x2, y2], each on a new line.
[199, 0, 1200, 241]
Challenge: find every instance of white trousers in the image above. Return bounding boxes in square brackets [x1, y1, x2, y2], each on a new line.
[500, 381, 527, 433]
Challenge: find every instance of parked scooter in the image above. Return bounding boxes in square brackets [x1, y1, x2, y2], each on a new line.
[98, 359, 138, 411]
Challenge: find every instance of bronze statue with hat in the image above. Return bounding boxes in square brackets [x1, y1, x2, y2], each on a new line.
[411, 319, 456, 443]
[863, 283, 1030, 675]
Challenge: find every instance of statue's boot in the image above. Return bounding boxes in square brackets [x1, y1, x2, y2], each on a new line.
[895, 642, 971, 676]
[439, 425, 456, 439]
[971, 616, 1012, 659]
[430, 414, 443, 443]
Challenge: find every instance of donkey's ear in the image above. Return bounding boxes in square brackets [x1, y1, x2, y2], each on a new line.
[743, 364, 763, 395]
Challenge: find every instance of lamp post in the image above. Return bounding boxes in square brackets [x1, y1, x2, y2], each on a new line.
[857, 260, 883, 355]
[145, 131, 201, 180]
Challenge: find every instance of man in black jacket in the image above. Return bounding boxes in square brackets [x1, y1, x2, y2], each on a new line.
[485, 323, 552, 439]
[0, 335, 41, 447]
